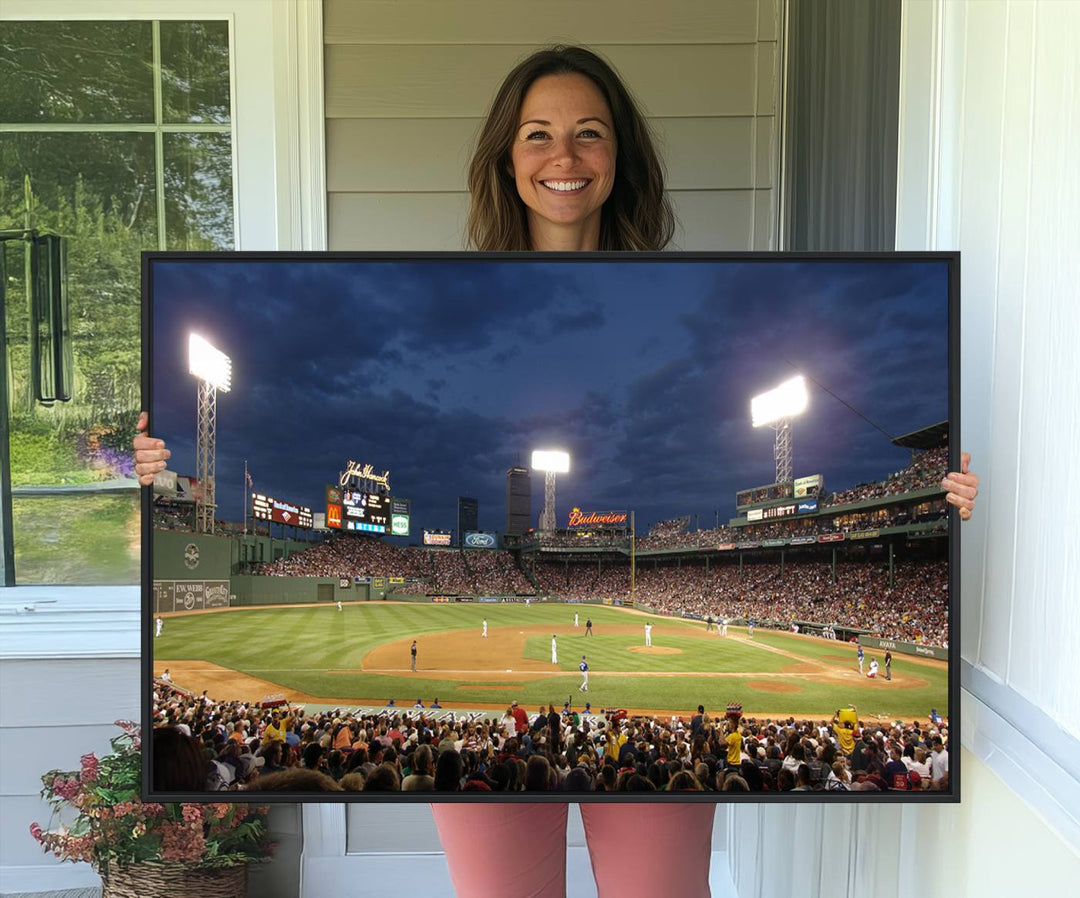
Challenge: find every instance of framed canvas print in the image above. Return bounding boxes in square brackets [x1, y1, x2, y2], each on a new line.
[143, 251, 959, 803]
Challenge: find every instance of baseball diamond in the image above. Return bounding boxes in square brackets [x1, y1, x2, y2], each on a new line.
[155, 600, 947, 719]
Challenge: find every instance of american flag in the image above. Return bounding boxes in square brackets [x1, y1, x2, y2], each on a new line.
[245, 466, 253, 489]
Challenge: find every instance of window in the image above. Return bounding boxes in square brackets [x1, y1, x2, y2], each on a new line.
[1, 19, 234, 584]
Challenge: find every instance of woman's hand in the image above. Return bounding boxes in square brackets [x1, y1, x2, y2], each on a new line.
[941, 451, 979, 521]
[133, 410, 171, 486]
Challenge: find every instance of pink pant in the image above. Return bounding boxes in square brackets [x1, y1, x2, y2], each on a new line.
[431, 802, 715, 898]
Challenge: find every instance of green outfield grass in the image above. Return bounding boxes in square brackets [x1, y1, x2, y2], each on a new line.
[154, 601, 949, 718]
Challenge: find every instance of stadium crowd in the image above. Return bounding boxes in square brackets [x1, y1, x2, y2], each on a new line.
[152, 683, 949, 795]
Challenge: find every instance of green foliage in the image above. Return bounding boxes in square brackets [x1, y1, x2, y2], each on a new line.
[30, 722, 274, 873]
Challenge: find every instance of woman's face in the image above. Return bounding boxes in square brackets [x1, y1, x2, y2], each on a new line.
[509, 72, 616, 247]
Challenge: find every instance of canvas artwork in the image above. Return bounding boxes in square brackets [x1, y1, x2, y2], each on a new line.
[145, 252, 958, 802]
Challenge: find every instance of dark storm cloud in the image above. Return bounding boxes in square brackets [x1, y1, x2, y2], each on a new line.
[150, 256, 951, 534]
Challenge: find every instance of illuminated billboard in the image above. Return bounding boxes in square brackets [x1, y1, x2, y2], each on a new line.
[252, 493, 313, 528]
[326, 503, 342, 529]
[391, 498, 411, 536]
[464, 531, 497, 548]
[423, 530, 452, 546]
[343, 490, 388, 533]
[567, 508, 628, 528]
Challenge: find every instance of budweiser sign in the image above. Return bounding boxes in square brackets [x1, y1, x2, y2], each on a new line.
[567, 508, 628, 528]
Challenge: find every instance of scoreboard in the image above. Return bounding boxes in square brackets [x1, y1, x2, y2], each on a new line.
[252, 493, 313, 528]
[343, 490, 389, 533]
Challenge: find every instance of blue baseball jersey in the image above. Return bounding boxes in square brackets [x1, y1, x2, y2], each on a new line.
[580, 660, 588, 672]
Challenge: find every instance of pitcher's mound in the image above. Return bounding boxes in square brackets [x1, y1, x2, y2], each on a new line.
[628, 646, 682, 655]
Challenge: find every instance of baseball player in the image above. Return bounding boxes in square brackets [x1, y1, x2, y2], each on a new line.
[410, 640, 417, 672]
[644, 623, 653, 647]
[721, 618, 728, 637]
[748, 618, 754, 637]
[551, 635, 558, 664]
[579, 656, 589, 692]
[857, 644, 865, 675]
[482, 618, 488, 638]
[155, 616, 163, 638]
[574, 612, 579, 627]
[867, 657, 879, 678]
[884, 650, 892, 680]
[337, 600, 342, 611]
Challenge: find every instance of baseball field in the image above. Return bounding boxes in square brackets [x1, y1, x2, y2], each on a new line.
[153, 601, 948, 721]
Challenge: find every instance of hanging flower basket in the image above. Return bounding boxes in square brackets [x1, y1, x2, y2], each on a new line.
[101, 861, 247, 898]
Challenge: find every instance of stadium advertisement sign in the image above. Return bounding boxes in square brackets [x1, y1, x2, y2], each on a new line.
[423, 530, 452, 546]
[354, 576, 371, 584]
[794, 474, 823, 498]
[479, 596, 500, 603]
[326, 503, 342, 529]
[391, 513, 410, 536]
[761, 539, 786, 547]
[818, 532, 845, 543]
[716, 542, 736, 550]
[790, 536, 817, 545]
[735, 541, 761, 549]
[389, 577, 405, 584]
[464, 531, 497, 548]
[797, 500, 819, 514]
[154, 579, 230, 613]
[326, 485, 343, 505]
[252, 493, 313, 527]
[567, 508, 628, 528]
[747, 508, 763, 521]
[859, 635, 948, 661]
[849, 530, 881, 540]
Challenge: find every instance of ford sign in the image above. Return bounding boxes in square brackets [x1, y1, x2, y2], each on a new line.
[465, 531, 496, 548]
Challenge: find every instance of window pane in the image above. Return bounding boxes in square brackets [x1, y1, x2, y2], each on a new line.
[12, 493, 140, 585]
[160, 21, 232, 124]
[0, 22, 154, 124]
[3, 132, 152, 584]
[163, 133, 235, 250]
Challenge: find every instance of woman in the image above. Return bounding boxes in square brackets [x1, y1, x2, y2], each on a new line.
[136, 43, 980, 898]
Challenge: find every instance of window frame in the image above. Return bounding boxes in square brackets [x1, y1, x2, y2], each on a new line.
[0, 0, 325, 649]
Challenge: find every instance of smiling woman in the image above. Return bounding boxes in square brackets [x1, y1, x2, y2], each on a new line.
[466, 45, 673, 253]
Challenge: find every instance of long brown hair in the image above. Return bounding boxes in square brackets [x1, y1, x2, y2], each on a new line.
[467, 45, 675, 251]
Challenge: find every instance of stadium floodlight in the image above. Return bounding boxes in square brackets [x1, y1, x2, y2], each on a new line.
[531, 450, 570, 473]
[531, 450, 570, 532]
[189, 333, 232, 533]
[750, 375, 808, 485]
[189, 333, 232, 392]
[751, 375, 807, 427]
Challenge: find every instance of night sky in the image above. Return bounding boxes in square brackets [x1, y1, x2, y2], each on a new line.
[149, 256, 950, 540]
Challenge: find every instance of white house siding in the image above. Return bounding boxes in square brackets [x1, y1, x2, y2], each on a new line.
[728, 0, 1080, 893]
[323, 0, 782, 250]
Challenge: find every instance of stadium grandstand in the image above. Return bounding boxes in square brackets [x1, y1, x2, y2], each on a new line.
[151, 679, 949, 794]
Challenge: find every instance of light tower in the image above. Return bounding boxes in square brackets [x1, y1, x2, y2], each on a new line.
[751, 375, 808, 484]
[531, 449, 569, 533]
[189, 334, 232, 533]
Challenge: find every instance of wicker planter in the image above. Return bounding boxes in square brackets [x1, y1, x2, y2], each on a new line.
[101, 862, 247, 898]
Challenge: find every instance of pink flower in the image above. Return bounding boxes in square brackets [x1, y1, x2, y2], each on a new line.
[29, 822, 43, 842]
[52, 777, 80, 801]
[159, 821, 206, 863]
[181, 805, 202, 824]
[80, 753, 100, 782]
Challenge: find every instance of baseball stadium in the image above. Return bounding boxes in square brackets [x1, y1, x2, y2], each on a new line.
[148, 256, 953, 794]
[151, 425, 951, 793]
